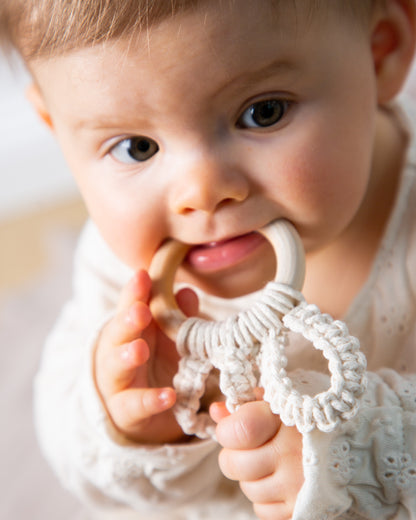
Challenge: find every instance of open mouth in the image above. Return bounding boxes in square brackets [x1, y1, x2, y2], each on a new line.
[185, 231, 267, 272]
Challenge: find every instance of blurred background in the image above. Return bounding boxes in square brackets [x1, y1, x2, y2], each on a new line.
[1, 50, 416, 520]
[0, 53, 88, 519]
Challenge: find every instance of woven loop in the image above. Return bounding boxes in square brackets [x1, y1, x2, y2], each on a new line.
[173, 283, 302, 438]
[173, 286, 367, 439]
[260, 302, 367, 433]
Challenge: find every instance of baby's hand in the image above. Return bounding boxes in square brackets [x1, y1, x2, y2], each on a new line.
[211, 400, 304, 520]
[95, 269, 196, 444]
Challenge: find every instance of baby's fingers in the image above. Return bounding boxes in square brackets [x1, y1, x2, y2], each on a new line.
[104, 269, 152, 347]
[210, 401, 230, 423]
[175, 287, 199, 317]
[117, 269, 152, 312]
[104, 300, 152, 347]
[216, 401, 281, 450]
[98, 338, 150, 398]
[107, 386, 176, 435]
[96, 307, 152, 400]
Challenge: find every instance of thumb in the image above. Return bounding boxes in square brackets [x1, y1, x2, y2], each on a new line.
[175, 287, 199, 317]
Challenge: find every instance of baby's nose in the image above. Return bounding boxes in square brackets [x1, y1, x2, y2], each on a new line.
[169, 152, 250, 215]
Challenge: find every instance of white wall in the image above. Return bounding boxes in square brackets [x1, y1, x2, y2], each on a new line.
[0, 55, 78, 219]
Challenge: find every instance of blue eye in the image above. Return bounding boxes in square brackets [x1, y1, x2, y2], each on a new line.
[110, 136, 159, 163]
[237, 99, 289, 129]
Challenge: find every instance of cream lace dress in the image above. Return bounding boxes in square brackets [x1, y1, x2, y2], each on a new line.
[34, 97, 416, 520]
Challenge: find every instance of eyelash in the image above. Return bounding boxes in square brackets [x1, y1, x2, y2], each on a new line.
[236, 98, 291, 130]
[107, 97, 291, 165]
[109, 136, 159, 164]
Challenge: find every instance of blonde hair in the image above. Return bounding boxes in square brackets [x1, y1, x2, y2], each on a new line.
[1, 0, 378, 62]
[1, 0, 200, 60]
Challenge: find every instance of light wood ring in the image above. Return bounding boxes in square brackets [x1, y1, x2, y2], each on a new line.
[149, 219, 305, 342]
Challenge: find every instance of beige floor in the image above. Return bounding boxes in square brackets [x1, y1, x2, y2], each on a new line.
[0, 196, 87, 291]
[0, 196, 90, 520]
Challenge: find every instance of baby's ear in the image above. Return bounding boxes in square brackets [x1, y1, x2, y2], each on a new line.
[26, 83, 54, 130]
[371, 0, 416, 103]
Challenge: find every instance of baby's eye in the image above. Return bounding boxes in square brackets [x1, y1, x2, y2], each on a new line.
[110, 136, 159, 163]
[237, 99, 290, 129]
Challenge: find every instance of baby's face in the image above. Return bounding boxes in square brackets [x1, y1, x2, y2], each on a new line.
[31, 0, 378, 298]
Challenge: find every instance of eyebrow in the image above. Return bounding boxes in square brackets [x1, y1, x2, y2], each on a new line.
[73, 114, 150, 133]
[215, 58, 301, 95]
[73, 58, 300, 132]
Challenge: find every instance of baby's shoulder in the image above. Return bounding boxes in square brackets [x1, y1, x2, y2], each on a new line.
[72, 220, 132, 308]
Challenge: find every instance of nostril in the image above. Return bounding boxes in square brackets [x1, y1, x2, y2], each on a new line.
[179, 207, 194, 215]
[217, 197, 237, 209]
[170, 167, 250, 215]
[177, 197, 240, 215]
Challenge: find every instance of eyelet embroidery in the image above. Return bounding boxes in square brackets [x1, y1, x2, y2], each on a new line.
[328, 440, 360, 485]
[380, 453, 416, 490]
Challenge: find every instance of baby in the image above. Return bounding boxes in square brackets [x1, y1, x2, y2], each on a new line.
[2, 0, 416, 518]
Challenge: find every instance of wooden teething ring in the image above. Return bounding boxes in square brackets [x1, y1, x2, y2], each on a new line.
[149, 219, 306, 341]
[149, 219, 366, 437]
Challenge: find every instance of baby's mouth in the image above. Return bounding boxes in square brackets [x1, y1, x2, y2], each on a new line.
[185, 231, 267, 273]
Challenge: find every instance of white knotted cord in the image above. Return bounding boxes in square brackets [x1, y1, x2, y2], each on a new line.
[173, 281, 367, 439]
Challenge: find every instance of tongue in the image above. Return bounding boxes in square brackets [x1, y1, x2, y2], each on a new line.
[185, 232, 265, 272]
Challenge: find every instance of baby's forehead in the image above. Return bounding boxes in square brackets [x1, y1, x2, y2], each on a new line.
[2, 0, 374, 63]
[30, 1, 369, 126]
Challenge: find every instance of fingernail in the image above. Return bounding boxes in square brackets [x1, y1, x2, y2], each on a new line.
[125, 307, 135, 325]
[158, 389, 175, 408]
[120, 344, 133, 363]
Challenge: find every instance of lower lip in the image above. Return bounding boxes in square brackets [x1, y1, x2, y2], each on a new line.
[185, 232, 266, 272]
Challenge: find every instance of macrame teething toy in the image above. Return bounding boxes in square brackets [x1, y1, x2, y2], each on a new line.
[149, 220, 367, 439]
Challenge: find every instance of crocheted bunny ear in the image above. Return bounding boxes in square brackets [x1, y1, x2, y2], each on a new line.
[149, 219, 367, 439]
